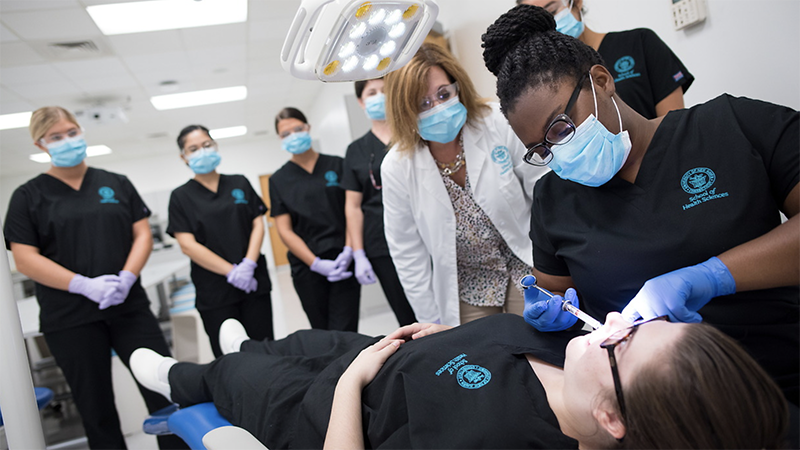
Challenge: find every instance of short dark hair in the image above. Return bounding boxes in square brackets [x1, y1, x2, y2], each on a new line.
[354, 77, 384, 99]
[177, 124, 211, 151]
[481, 4, 603, 116]
[274, 107, 308, 133]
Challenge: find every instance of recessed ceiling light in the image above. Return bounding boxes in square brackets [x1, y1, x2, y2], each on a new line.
[0, 111, 33, 131]
[210, 126, 247, 139]
[150, 86, 247, 111]
[87, 0, 247, 36]
[30, 145, 113, 163]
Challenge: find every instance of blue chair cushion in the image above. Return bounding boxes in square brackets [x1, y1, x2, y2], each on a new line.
[143, 402, 233, 450]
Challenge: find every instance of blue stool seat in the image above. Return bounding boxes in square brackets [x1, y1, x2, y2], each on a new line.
[0, 387, 53, 426]
[144, 402, 233, 450]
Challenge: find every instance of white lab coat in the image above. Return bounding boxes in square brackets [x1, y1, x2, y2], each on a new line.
[382, 104, 548, 326]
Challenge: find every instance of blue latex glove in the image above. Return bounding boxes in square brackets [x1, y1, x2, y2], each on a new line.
[521, 276, 578, 332]
[227, 258, 258, 293]
[101, 270, 137, 309]
[333, 246, 354, 271]
[68, 274, 121, 310]
[621, 256, 736, 323]
[353, 249, 377, 285]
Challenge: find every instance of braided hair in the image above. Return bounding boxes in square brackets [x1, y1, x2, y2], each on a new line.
[482, 4, 604, 116]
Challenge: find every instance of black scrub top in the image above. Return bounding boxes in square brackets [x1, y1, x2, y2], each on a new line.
[530, 94, 799, 403]
[341, 131, 391, 258]
[269, 154, 347, 270]
[292, 314, 580, 449]
[598, 28, 694, 119]
[167, 174, 270, 311]
[4, 167, 151, 333]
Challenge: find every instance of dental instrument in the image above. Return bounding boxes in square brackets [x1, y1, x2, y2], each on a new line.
[519, 275, 603, 330]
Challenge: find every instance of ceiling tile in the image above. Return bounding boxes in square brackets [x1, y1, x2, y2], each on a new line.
[0, 42, 46, 67]
[0, 87, 34, 114]
[0, 0, 80, 13]
[181, 23, 247, 50]
[1, 63, 68, 86]
[6, 80, 82, 101]
[107, 30, 184, 57]
[71, 74, 141, 95]
[122, 51, 191, 73]
[0, 24, 20, 42]
[248, 19, 293, 42]
[2, 8, 101, 41]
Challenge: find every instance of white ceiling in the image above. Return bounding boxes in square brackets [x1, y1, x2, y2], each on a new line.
[0, 0, 325, 177]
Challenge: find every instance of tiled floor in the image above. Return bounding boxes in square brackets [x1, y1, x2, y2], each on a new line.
[54, 265, 399, 450]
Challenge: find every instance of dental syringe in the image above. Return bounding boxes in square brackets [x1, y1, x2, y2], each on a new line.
[519, 275, 603, 330]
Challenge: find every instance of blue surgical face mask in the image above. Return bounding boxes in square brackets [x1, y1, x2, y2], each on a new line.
[554, 1, 585, 39]
[46, 135, 87, 167]
[364, 93, 386, 121]
[282, 131, 313, 154]
[417, 96, 467, 144]
[548, 74, 632, 187]
[187, 148, 221, 174]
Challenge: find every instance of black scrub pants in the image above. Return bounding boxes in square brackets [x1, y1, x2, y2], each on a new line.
[198, 293, 274, 358]
[44, 307, 187, 450]
[291, 251, 361, 331]
[370, 255, 416, 326]
[168, 330, 377, 449]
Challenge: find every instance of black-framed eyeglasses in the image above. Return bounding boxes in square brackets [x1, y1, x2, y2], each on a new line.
[369, 152, 382, 190]
[523, 72, 588, 166]
[599, 315, 669, 421]
[420, 82, 458, 112]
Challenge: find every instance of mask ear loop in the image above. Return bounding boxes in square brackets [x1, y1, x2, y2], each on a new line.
[589, 72, 624, 134]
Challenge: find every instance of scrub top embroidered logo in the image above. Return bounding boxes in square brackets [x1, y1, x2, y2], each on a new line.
[491, 145, 513, 175]
[435, 353, 492, 390]
[613, 56, 641, 83]
[98, 187, 119, 204]
[324, 171, 340, 187]
[681, 167, 729, 210]
[231, 188, 248, 204]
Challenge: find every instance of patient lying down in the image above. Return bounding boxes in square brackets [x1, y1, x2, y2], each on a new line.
[131, 313, 788, 449]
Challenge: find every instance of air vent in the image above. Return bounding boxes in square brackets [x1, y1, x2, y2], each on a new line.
[147, 132, 170, 139]
[49, 40, 100, 54]
[31, 39, 111, 60]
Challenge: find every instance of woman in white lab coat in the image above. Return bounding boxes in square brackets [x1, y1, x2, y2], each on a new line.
[382, 43, 547, 326]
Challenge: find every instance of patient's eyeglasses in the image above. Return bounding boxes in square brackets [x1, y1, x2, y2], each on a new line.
[369, 152, 382, 190]
[599, 315, 669, 421]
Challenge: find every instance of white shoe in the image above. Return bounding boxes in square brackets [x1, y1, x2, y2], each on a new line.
[219, 318, 250, 355]
[130, 348, 176, 402]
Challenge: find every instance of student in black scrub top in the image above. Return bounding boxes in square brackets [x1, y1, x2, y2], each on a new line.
[131, 313, 789, 449]
[3, 106, 185, 450]
[342, 78, 416, 326]
[518, 0, 694, 119]
[167, 125, 273, 357]
[270, 107, 360, 331]
[483, 4, 800, 411]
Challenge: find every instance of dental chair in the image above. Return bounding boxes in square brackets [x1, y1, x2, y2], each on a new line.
[143, 402, 266, 450]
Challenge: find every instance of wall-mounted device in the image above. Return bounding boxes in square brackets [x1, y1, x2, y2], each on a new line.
[672, 0, 707, 30]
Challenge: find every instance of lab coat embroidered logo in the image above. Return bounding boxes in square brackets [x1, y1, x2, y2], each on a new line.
[231, 189, 248, 204]
[681, 167, 729, 210]
[435, 353, 492, 389]
[613, 56, 641, 82]
[491, 145, 513, 175]
[98, 187, 119, 204]
[324, 170, 340, 187]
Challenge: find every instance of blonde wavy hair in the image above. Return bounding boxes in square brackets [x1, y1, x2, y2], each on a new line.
[29, 106, 79, 143]
[384, 43, 489, 153]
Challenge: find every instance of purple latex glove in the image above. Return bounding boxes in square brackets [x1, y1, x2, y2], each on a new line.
[353, 249, 376, 285]
[68, 274, 121, 310]
[227, 258, 258, 293]
[100, 270, 137, 309]
[333, 246, 354, 271]
[310, 257, 339, 277]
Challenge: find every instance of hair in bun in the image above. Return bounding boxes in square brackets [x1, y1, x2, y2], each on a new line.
[481, 4, 604, 115]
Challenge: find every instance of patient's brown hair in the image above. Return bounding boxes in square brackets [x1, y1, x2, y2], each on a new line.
[618, 322, 788, 449]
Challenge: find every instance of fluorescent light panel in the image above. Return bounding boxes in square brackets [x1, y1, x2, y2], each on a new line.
[0, 111, 33, 130]
[150, 86, 247, 111]
[87, 0, 247, 36]
[210, 126, 247, 139]
[30, 145, 112, 163]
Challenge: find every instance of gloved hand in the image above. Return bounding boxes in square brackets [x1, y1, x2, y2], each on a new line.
[227, 258, 258, 293]
[310, 257, 340, 277]
[68, 274, 121, 310]
[521, 275, 578, 332]
[100, 270, 137, 309]
[333, 246, 354, 272]
[621, 256, 736, 323]
[326, 264, 354, 282]
[353, 249, 377, 285]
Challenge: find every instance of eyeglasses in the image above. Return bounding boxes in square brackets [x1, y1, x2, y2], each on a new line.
[278, 125, 308, 139]
[523, 72, 588, 166]
[599, 315, 668, 422]
[40, 127, 82, 145]
[369, 152, 382, 190]
[183, 140, 217, 154]
[420, 82, 458, 112]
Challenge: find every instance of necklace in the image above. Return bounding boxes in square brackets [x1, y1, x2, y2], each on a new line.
[434, 133, 465, 176]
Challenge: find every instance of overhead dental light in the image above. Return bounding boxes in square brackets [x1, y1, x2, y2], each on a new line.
[281, 0, 439, 82]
